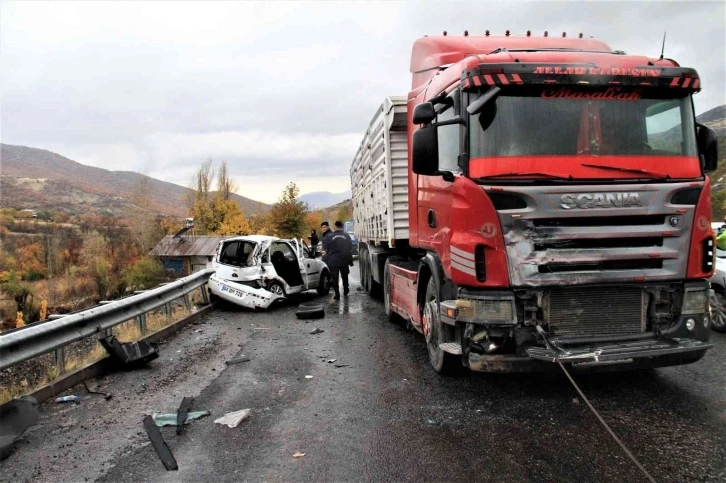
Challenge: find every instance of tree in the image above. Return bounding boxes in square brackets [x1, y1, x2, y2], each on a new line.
[212, 199, 251, 236]
[123, 256, 164, 291]
[268, 183, 308, 239]
[217, 160, 238, 201]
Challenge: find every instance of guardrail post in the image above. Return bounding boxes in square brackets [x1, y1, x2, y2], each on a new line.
[201, 284, 210, 305]
[164, 303, 171, 319]
[54, 346, 65, 374]
[137, 313, 147, 336]
[182, 294, 191, 312]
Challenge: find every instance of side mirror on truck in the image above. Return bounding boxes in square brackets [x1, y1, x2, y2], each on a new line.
[412, 124, 438, 176]
[412, 102, 436, 125]
[697, 123, 719, 173]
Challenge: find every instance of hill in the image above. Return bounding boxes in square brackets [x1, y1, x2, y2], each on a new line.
[299, 190, 352, 209]
[0, 144, 269, 217]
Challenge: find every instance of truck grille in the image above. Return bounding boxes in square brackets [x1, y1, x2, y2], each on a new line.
[547, 286, 645, 338]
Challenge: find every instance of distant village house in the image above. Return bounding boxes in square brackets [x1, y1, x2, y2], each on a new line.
[150, 235, 226, 276]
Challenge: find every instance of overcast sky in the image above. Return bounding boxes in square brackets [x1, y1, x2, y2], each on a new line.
[2, 1, 725, 203]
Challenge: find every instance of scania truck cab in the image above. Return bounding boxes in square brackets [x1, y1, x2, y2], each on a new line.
[352, 32, 719, 373]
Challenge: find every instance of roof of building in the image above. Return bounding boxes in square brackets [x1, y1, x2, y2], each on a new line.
[150, 235, 227, 257]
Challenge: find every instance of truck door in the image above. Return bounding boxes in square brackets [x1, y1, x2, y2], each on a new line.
[417, 91, 461, 252]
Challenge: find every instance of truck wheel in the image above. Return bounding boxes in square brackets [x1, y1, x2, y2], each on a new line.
[383, 260, 401, 324]
[367, 259, 381, 298]
[710, 287, 726, 333]
[423, 278, 458, 374]
[317, 270, 331, 296]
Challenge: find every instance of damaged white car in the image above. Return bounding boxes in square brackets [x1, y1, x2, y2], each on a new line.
[208, 235, 331, 309]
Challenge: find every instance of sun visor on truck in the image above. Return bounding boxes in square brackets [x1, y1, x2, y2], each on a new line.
[462, 63, 701, 91]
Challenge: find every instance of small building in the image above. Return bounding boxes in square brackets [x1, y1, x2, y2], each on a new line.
[150, 235, 226, 276]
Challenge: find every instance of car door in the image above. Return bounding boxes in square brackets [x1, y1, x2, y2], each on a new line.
[215, 240, 259, 282]
[288, 239, 311, 288]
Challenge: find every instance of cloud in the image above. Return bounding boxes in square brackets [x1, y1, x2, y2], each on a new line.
[1, 0, 724, 201]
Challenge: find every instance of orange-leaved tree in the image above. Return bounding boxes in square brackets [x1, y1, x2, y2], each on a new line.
[268, 183, 308, 239]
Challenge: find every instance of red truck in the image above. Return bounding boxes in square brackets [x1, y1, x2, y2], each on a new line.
[351, 31, 720, 373]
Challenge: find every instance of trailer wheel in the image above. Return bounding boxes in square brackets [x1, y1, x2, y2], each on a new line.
[383, 260, 401, 324]
[423, 278, 458, 374]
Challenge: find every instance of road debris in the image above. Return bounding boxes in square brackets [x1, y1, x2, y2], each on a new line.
[0, 396, 39, 461]
[296, 302, 325, 320]
[84, 381, 112, 400]
[99, 335, 159, 367]
[226, 356, 251, 365]
[334, 364, 350, 368]
[152, 411, 210, 427]
[305, 375, 313, 379]
[310, 328, 324, 335]
[214, 409, 251, 428]
[142, 415, 178, 471]
[327, 359, 337, 363]
[293, 452, 305, 458]
[54, 395, 80, 403]
[176, 397, 194, 435]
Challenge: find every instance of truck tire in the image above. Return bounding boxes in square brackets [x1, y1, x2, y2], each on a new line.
[423, 278, 459, 374]
[710, 286, 726, 333]
[383, 260, 401, 324]
[363, 249, 381, 298]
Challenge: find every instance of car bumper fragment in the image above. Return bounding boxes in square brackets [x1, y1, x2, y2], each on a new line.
[208, 275, 282, 309]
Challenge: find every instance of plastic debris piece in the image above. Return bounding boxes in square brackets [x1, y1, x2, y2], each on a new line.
[296, 302, 325, 320]
[293, 452, 305, 458]
[54, 395, 80, 403]
[0, 396, 38, 461]
[310, 328, 324, 335]
[226, 356, 251, 365]
[214, 409, 251, 428]
[305, 375, 313, 379]
[152, 411, 210, 427]
[143, 415, 178, 471]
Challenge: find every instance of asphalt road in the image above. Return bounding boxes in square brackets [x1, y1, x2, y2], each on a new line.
[2, 265, 726, 482]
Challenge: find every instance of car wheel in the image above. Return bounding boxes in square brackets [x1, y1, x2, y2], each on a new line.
[710, 287, 726, 333]
[317, 270, 331, 296]
[423, 278, 459, 374]
[266, 280, 286, 298]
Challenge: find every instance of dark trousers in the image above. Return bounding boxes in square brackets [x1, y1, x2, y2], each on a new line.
[329, 265, 350, 295]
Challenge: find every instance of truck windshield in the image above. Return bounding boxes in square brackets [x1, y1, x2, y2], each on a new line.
[469, 87, 697, 158]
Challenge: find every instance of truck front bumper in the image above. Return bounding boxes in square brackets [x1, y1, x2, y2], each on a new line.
[468, 337, 712, 373]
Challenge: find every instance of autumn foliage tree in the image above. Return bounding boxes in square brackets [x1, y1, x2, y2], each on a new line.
[188, 159, 250, 235]
[268, 183, 308, 239]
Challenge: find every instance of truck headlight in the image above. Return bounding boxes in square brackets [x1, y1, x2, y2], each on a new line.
[682, 290, 708, 315]
[454, 297, 515, 324]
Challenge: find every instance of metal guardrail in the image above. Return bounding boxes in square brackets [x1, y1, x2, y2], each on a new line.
[0, 268, 215, 371]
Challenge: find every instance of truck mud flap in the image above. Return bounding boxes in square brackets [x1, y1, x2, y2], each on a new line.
[526, 338, 713, 366]
[209, 276, 283, 310]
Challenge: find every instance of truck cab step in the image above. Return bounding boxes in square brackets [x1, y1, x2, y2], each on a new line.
[439, 343, 462, 355]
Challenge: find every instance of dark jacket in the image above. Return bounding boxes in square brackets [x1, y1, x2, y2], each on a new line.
[321, 230, 333, 260]
[309, 234, 319, 247]
[326, 230, 353, 267]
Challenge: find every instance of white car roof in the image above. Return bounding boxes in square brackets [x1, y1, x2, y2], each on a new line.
[219, 235, 285, 244]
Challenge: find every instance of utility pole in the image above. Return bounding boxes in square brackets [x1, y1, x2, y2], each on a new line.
[46, 234, 54, 307]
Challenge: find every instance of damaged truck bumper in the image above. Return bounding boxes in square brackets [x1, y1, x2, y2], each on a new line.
[467, 338, 712, 373]
[208, 275, 282, 310]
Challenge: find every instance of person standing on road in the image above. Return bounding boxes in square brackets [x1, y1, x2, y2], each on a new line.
[326, 220, 353, 300]
[308, 229, 319, 258]
[320, 221, 332, 262]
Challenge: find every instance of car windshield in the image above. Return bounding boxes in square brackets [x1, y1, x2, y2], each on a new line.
[469, 87, 697, 157]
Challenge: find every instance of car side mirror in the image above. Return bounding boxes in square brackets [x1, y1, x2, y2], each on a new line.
[412, 124, 438, 176]
[413, 102, 436, 125]
[697, 123, 719, 173]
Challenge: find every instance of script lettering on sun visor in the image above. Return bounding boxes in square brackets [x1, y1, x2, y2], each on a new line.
[542, 87, 642, 100]
[533, 66, 662, 77]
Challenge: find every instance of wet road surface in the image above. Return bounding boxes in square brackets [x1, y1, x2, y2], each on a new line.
[2, 265, 725, 482]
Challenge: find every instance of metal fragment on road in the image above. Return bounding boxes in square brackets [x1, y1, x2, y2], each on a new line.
[177, 397, 194, 435]
[152, 411, 210, 427]
[142, 415, 178, 471]
[310, 328, 324, 335]
[327, 359, 337, 363]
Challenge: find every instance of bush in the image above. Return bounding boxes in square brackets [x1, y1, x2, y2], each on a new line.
[123, 257, 164, 291]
